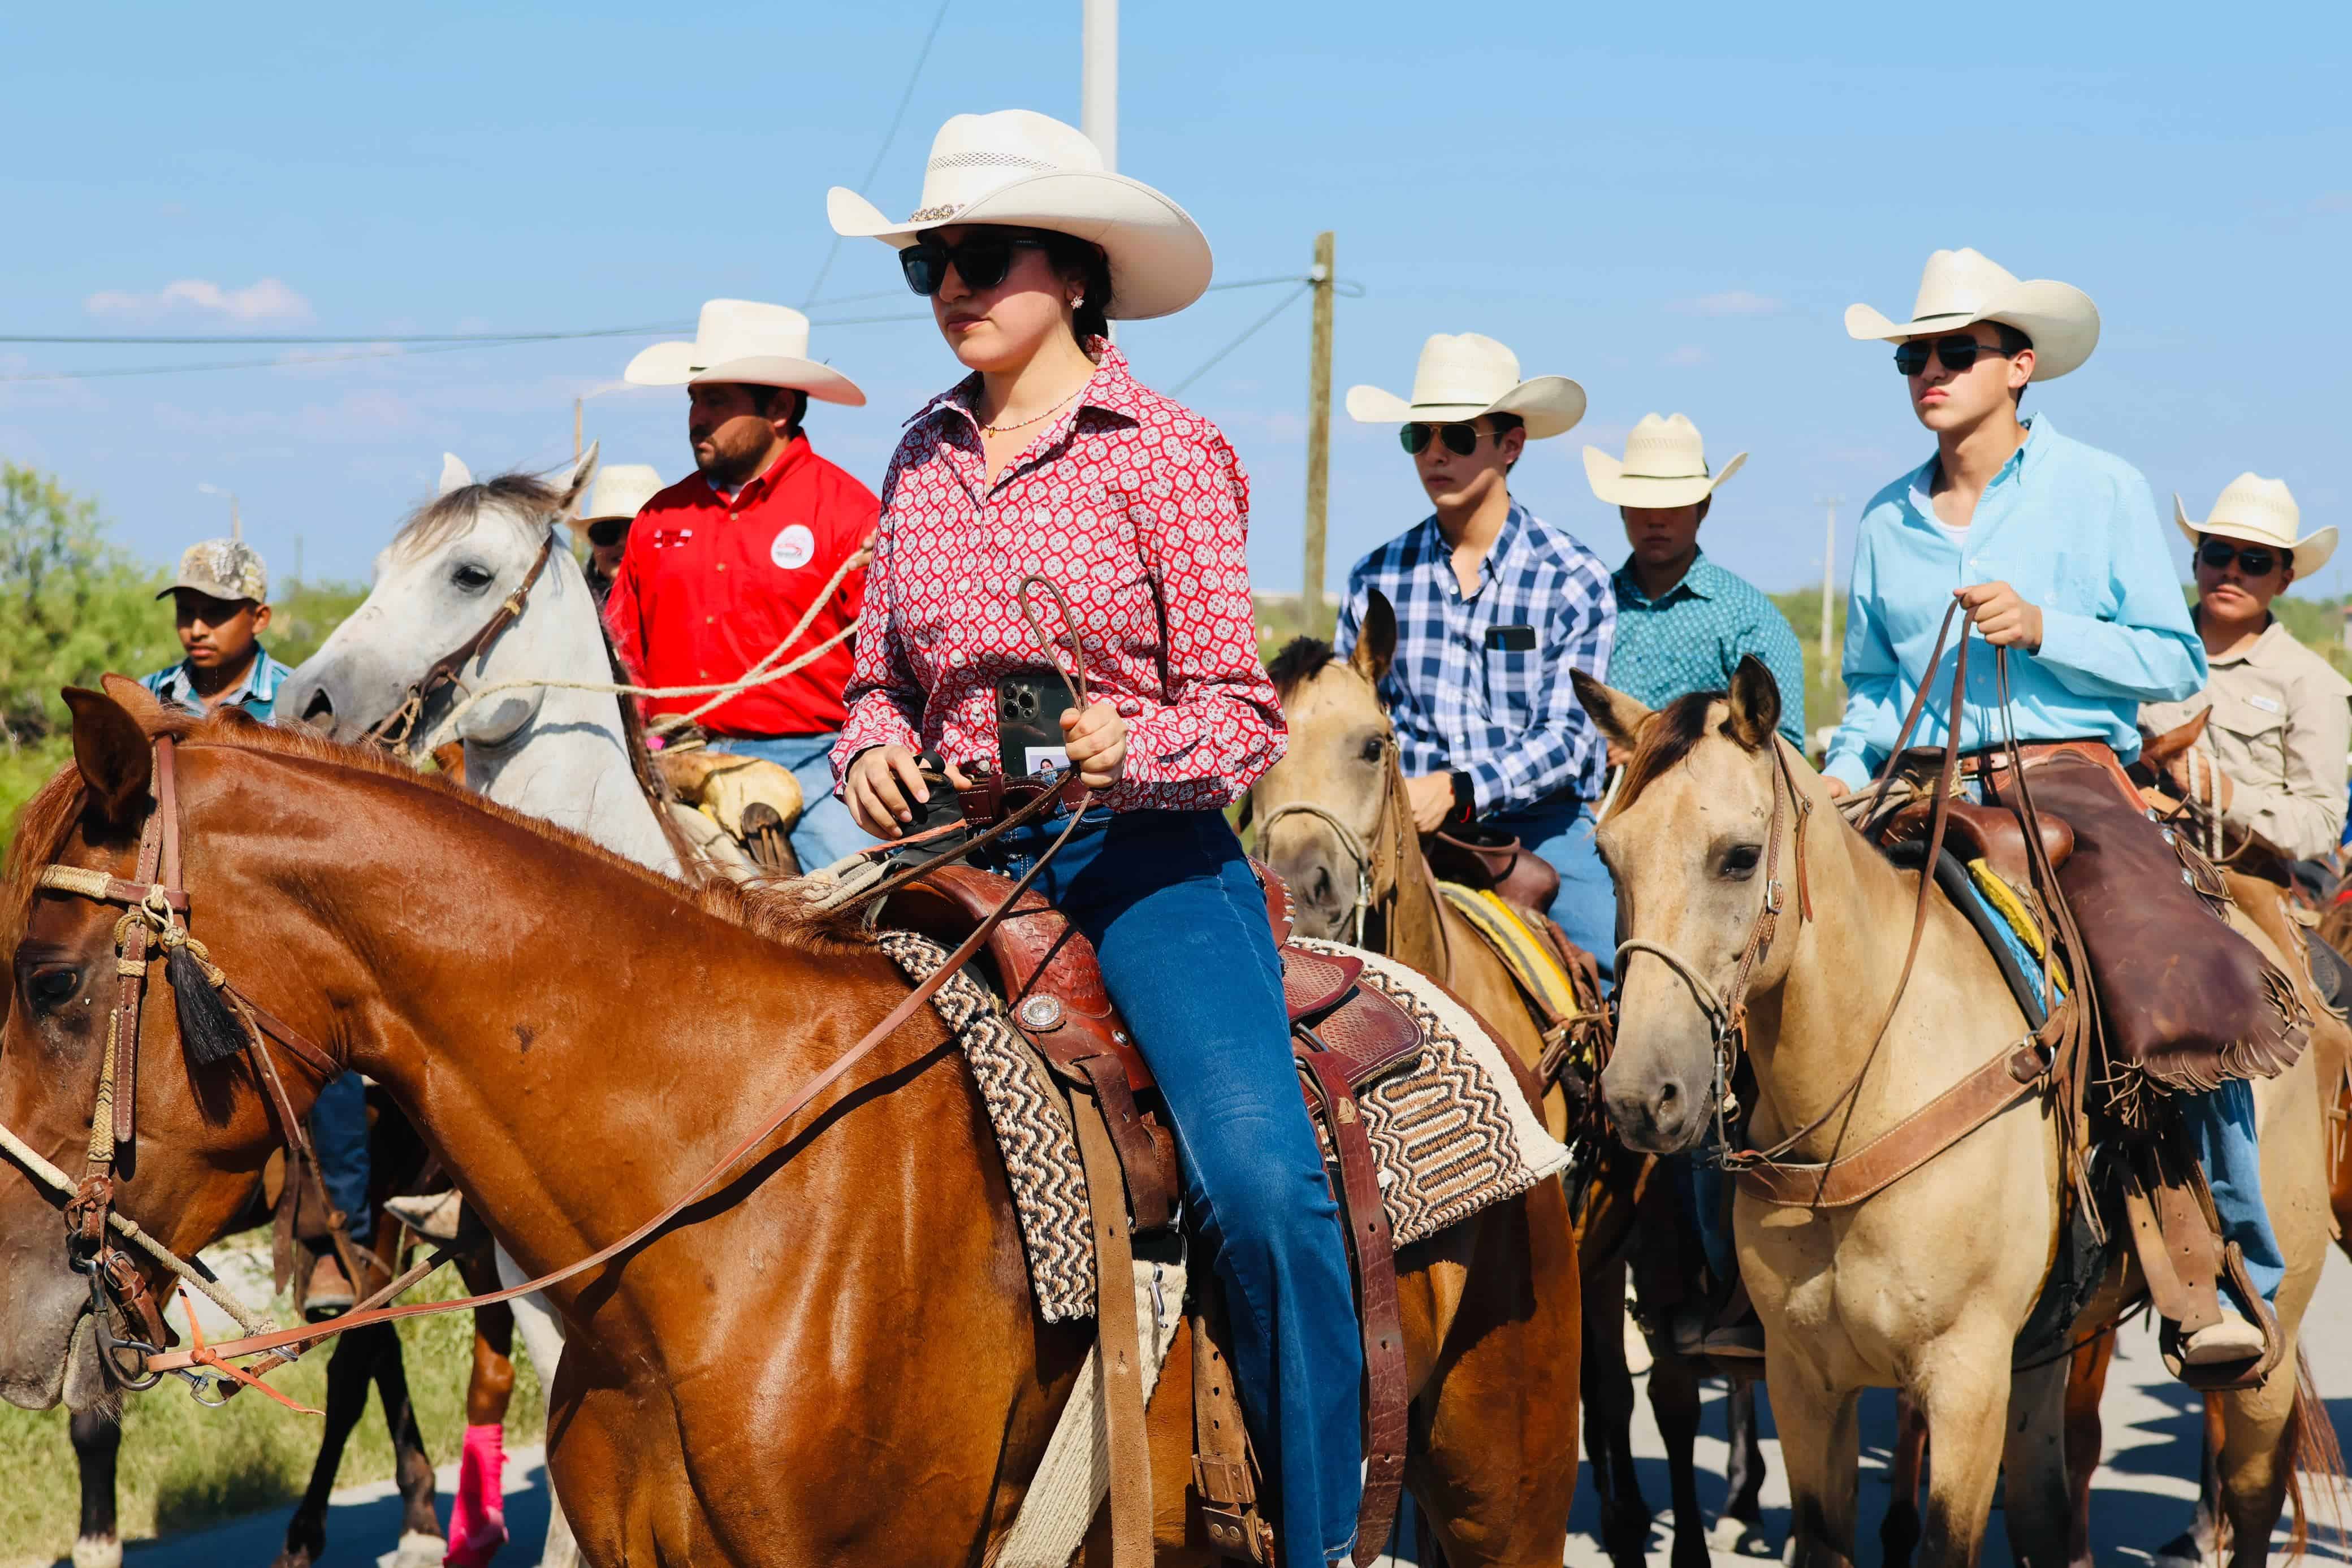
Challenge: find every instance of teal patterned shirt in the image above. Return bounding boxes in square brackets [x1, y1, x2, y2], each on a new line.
[1605, 551, 1806, 747]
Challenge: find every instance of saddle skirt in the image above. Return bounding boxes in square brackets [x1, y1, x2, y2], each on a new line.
[872, 929, 1569, 1321]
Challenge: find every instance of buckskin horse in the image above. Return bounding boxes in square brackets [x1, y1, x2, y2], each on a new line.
[1248, 602, 1766, 1568]
[0, 684, 1580, 1567]
[1576, 660, 2337, 1568]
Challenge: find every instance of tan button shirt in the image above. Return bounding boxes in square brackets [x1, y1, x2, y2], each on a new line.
[2141, 618, 2352, 861]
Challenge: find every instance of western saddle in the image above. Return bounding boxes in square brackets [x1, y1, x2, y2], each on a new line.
[880, 860, 1426, 1566]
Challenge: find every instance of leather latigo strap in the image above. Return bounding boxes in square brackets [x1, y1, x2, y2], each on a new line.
[1069, 1080, 1154, 1568]
[1191, 1298, 1273, 1563]
[1296, 1049, 1407, 1568]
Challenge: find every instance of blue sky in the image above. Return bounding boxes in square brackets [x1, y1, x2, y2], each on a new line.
[3, 1, 2348, 603]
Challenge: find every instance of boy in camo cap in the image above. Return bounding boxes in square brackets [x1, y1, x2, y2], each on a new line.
[139, 536, 292, 719]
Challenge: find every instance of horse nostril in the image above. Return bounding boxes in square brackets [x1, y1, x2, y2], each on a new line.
[1657, 1080, 1681, 1108]
[300, 689, 335, 729]
[1309, 867, 1334, 906]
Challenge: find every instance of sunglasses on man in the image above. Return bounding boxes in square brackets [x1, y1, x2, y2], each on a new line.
[2198, 538, 2282, 578]
[586, 518, 629, 549]
[1892, 335, 2016, 377]
[899, 233, 1052, 298]
[1399, 422, 1506, 457]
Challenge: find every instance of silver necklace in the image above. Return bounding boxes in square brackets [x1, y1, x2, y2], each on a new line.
[979, 385, 1084, 435]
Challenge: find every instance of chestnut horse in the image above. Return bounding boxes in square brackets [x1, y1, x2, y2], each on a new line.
[1578, 662, 2336, 1568]
[1251, 618, 1764, 1568]
[0, 690, 1580, 1568]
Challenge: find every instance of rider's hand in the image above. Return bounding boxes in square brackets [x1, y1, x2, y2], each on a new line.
[1404, 773, 1455, 836]
[1061, 702, 1128, 791]
[845, 744, 929, 838]
[1823, 776, 1852, 800]
[1955, 581, 2043, 651]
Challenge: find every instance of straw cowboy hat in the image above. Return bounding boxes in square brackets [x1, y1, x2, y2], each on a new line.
[624, 301, 866, 406]
[826, 109, 1211, 320]
[1344, 332, 1586, 439]
[1845, 248, 2100, 382]
[1583, 413, 1746, 509]
[2176, 473, 2334, 577]
[569, 463, 665, 532]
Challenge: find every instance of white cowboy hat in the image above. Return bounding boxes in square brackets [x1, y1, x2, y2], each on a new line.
[570, 462, 665, 530]
[826, 110, 1211, 320]
[1344, 332, 1585, 439]
[1845, 248, 2100, 382]
[2176, 473, 2334, 578]
[1583, 414, 1746, 509]
[624, 301, 866, 405]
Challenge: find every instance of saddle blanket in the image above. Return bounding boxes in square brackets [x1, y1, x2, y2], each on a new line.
[876, 930, 1571, 1322]
[1433, 881, 1580, 1020]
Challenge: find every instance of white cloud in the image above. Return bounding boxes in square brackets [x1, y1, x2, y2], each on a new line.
[84, 278, 314, 324]
[1663, 345, 1707, 367]
[1680, 289, 1783, 318]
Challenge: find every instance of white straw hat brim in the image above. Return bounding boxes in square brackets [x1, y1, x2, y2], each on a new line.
[1343, 375, 1586, 440]
[622, 343, 866, 406]
[1583, 448, 1747, 508]
[2174, 499, 2337, 578]
[1843, 279, 2100, 382]
[826, 171, 1212, 320]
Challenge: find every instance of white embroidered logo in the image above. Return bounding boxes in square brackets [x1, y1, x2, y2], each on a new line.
[769, 523, 816, 571]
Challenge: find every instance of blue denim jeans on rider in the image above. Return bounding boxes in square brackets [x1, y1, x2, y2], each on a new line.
[309, 1072, 372, 1246]
[708, 731, 872, 873]
[978, 808, 1364, 1562]
[1482, 792, 1617, 983]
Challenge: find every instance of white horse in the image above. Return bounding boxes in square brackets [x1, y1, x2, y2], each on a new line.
[282, 447, 682, 877]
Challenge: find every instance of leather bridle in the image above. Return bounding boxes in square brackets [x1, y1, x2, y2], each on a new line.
[364, 529, 559, 753]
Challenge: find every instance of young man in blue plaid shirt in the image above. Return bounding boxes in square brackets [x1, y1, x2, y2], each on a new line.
[1335, 332, 1619, 974]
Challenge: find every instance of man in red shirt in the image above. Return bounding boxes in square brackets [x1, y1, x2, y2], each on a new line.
[608, 299, 879, 869]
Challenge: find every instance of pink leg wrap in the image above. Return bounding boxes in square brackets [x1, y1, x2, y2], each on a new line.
[444, 1423, 509, 1568]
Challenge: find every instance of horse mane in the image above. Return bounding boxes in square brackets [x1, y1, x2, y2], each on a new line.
[1268, 636, 1337, 699]
[1611, 688, 1730, 813]
[391, 470, 565, 561]
[1, 706, 870, 969]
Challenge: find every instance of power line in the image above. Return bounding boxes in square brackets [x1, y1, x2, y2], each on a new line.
[801, 0, 954, 309]
[1169, 283, 1311, 396]
[0, 323, 687, 346]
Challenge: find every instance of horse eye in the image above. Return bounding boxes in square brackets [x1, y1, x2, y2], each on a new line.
[1720, 845, 1762, 881]
[27, 968, 80, 1013]
[1358, 737, 1385, 764]
[451, 563, 496, 592]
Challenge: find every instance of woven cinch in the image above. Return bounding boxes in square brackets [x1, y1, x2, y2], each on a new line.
[875, 932, 1572, 1323]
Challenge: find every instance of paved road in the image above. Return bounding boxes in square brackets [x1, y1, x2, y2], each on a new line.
[105, 1253, 2352, 1567]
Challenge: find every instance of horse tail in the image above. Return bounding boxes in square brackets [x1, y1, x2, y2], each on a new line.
[2281, 1346, 2349, 1560]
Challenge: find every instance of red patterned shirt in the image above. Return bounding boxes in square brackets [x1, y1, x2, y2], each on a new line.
[832, 343, 1284, 812]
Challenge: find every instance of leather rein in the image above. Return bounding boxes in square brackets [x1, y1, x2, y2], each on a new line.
[19, 577, 1107, 1402]
[363, 528, 559, 753]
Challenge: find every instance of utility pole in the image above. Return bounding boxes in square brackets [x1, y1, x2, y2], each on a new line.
[1303, 231, 1335, 634]
[1817, 494, 1844, 665]
[293, 535, 304, 591]
[1081, 0, 1117, 172]
[197, 482, 241, 542]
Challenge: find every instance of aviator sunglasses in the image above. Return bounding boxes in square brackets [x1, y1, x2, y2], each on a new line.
[2198, 538, 2281, 578]
[585, 518, 629, 549]
[899, 233, 1052, 297]
[1892, 334, 2014, 377]
[1400, 422, 1502, 457]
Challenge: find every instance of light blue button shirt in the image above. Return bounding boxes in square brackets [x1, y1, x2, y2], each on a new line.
[1822, 415, 2205, 790]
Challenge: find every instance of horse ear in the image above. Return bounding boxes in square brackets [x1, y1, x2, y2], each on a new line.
[98, 673, 171, 736]
[1351, 588, 1397, 685]
[1724, 655, 1782, 752]
[63, 687, 152, 824]
[438, 453, 474, 496]
[554, 441, 600, 519]
[2139, 707, 2210, 768]
[1570, 669, 1653, 752]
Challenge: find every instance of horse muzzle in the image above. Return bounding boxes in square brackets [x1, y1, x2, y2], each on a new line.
[1599, 1051, 1715, 1154]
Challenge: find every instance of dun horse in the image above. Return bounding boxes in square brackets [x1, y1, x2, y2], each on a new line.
[1250, 601, 1768, 1568]
[1579, 661, 2336, 1568]
[0, 687, 1580, 1567]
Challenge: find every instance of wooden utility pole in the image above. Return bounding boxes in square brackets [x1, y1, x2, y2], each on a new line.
[1303, 230, 1335, 633]
[1817, 494, 1844, 665]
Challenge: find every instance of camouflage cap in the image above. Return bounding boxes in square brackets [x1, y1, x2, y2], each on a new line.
[157, 538, 269, 604]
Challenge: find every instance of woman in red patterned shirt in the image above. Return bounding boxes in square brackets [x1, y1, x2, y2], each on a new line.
[828, 110, 1362, 1562]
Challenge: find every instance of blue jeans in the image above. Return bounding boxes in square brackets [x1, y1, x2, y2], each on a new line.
[979, 808, 1364, 1561]
[309, 1073, 371, 1246]
[2194, 1078, 2284, 1307]
[1484, 794, 1617, 983]
[708, 731, 872, 873]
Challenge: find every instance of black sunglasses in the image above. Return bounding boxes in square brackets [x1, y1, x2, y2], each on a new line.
[2198, 538, 2282, 577]
[585, 518, 629, 548]
[1400, 422, 1501, 457]
[1892, 334, 2013, 376]
[899, 233, 1052, 297]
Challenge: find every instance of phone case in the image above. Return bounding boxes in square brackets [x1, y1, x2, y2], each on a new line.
[996, 671, 1078, 781]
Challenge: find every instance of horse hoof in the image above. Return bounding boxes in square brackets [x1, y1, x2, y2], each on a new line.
[71, 1535, 123, 1568]
[444, 1511, 509, 1568]
[379, 1530, 448, 1568]
[2150, 1531, 2207, 1568]
[1710, 1516, 1778, 1559]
